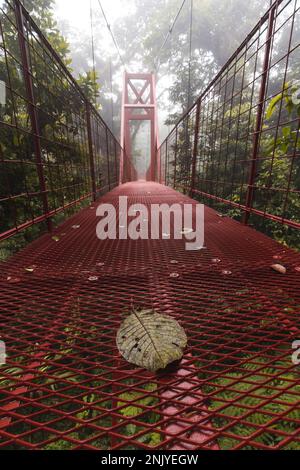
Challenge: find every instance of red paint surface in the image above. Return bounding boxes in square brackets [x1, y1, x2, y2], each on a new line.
[0, 182, 299, 450]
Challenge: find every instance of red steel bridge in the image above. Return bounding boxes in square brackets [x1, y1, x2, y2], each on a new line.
[0, 0, 299, 450]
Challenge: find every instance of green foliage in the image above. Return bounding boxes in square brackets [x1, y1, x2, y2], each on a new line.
[77, 70, 101, 109]
[206, 355, 300, 449]
[0, 298, 112, 450]
[0, 0, 101, 258]
[44, 440, 74, 450]
[113, 0, 270, 124]
[117, 383, 161, 446]
[223, 80, 300, 248]
[117, 383, 158, 417]
[254, 81, 300, 248]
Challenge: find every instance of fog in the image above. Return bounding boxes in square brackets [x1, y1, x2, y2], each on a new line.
[53, 0, 271, 138]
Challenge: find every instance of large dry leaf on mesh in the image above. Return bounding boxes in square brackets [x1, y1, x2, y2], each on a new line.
[116, 309, 187, 372]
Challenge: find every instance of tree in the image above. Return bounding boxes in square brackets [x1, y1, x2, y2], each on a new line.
[113, 0, 271, 125]
[0, 0, 100, 258]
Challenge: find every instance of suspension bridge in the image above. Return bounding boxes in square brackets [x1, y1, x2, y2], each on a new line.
[0, 0, 299, 450]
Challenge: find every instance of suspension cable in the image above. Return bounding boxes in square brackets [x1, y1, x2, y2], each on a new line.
[89, 0, 97, 104]
[168, 57, 172, 133]
[154, 0, 187, 72]
[96, 0, 126, 69]
[109, 57, 114, 132]
[187, 0, 193, 110]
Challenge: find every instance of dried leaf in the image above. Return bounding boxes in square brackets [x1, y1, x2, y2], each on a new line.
[116, 309, 187, 372]
[52, 235, 60, 242]
[271, 263, 286, 274]
[24, 265, 37, 273]
[7, 276, 21, 284]
[169, 272, 180, 278]
[222, 270, 232, 275]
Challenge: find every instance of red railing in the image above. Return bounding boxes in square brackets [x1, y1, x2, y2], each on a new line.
[0, 0, 121, 247]
[159, 0, 300, 248]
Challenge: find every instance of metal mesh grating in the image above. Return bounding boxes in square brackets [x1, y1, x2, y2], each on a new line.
[0, 182, 299, 450]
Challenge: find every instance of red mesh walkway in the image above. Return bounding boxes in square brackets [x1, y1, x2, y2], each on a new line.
[0, 181, 299, 450]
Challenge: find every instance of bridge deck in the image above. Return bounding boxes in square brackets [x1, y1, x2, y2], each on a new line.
[0, 182, 299, 450]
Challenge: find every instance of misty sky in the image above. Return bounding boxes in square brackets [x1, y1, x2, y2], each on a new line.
[53, 0, 172, 136]
[54, 0, 132, 56]
[55, 0, 126, 27]
[52, 0, 271, 139]
[54, 0, 134, 81]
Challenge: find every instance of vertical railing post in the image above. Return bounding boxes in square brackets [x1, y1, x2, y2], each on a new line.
[157, 147, 161, 184]
[190, 99, 201, 197]
[106, 128, 111, 190]
[173, 126, 178, 189]
[85, 102, 97, 201]
[159, 147, 162, 184]
[15, 0, 52, 231]
[164, 139, 168, 185]
[243, 5, 276, 224]
[114, 140, 118, 187]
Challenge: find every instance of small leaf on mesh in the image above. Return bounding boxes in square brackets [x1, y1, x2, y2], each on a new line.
[24, 265, 37, 273]
[271, 263, 286, 274]
[116, 309, 187, 372]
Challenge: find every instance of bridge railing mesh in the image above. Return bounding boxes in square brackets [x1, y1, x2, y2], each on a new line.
[0, 0, 120, 251]
[159, 0, 300, 249]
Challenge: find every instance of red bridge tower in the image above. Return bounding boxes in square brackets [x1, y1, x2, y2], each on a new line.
[120, 72, 160, 183]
